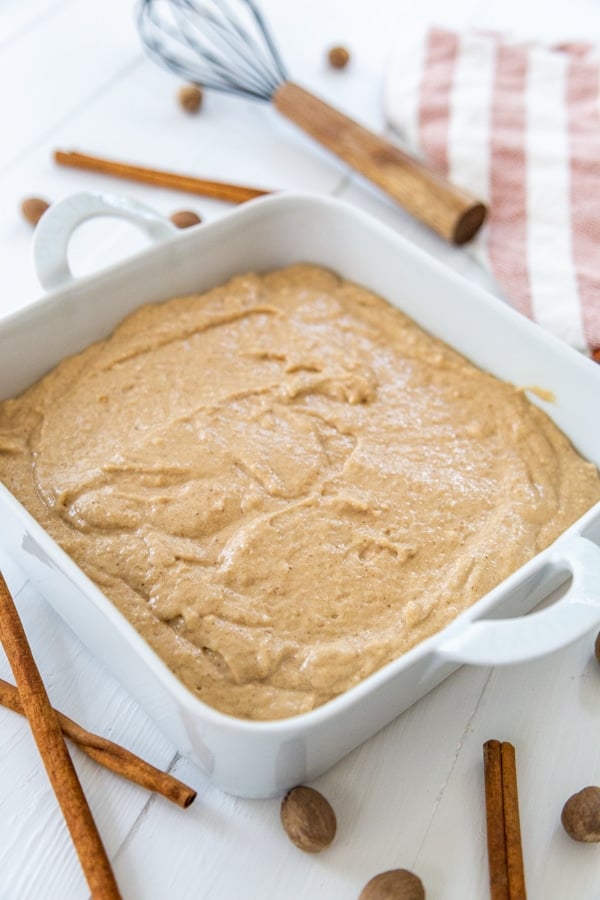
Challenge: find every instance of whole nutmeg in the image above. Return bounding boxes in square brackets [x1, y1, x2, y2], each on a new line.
[20, 197, 50, 227]
[561, 786, 600, 842]
[177, 83, 203, 113]
[359, 868, 425, 900]
[280, 785, 336, 852]
[594, 630, 600, 665]
[328, 45, 351, 69]
[169, 210, 202, 229]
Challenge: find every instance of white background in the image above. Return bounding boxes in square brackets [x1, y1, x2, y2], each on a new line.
[1, 1, 600, 898]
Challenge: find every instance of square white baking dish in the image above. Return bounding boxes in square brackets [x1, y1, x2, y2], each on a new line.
[1, 191, 599, 798]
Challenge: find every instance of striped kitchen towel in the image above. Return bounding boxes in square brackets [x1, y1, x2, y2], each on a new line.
[384, 26, 600, 356]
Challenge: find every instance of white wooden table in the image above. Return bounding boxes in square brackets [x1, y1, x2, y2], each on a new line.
[1, 1, 600, 897]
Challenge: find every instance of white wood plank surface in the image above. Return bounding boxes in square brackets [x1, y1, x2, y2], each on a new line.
[1, 1, 600, 898]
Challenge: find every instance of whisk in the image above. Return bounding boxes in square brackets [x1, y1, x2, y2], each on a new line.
[137, 0, 486, 244]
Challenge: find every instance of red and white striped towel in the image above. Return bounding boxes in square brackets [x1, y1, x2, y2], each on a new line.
[384, 26, 600, 357]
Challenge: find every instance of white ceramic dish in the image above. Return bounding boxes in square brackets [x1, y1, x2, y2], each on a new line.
[1, 191, 600, 799]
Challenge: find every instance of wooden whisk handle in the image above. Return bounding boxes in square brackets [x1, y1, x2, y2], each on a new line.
[273, 82, 486, 245]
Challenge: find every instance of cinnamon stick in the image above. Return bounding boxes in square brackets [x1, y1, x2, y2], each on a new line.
[483, 740, 509, 900]
[54, 149, 271, 204]
[0, 678, 196, 809]
[483, 740, 527, 900]
[500, 743, 526, 900]
[0, 571, 121, 900]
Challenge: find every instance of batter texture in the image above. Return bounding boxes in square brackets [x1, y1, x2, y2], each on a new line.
[1, 265, 598, 719]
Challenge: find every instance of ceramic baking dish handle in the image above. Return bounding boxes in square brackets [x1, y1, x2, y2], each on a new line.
[435, 535, 600, 666]
[33, 192, 176, 291]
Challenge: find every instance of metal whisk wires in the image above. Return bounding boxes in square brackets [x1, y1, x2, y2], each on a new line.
[137, 0, 288, 101]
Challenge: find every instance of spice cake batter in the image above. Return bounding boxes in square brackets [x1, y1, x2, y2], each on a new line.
[1, 265, 598, 719]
